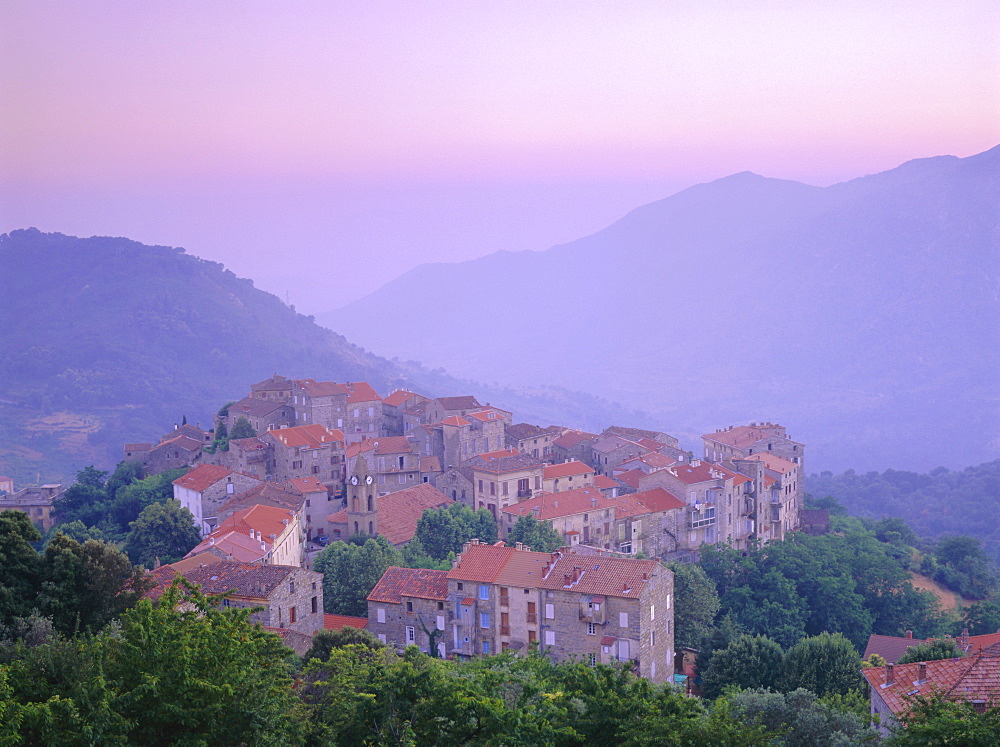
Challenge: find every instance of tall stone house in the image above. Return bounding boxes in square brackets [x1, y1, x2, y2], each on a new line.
[701, 422, 804, 475]
[291, 379, 349, 428]
[345, 436, 423, 495]
[382, 390, 431, 436]
[470, 450, 544, 519]
[506, 423, 564, 459]
[367, 541, 675, 683]
[550, 430, 599, 466]
[172, 464, 264, 535]
[225, 397, 295, 434]
[342, 381, 385, 443]
[123, 432, 204, 475]
[185, 502, 305, 567]
[542, 460, 596, 493]
[260, 424, 345, 490]
[0, 483, 62, 533]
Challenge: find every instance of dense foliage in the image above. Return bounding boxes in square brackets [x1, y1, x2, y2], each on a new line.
[506, 514, 564, 552]
[414, 503, 497, 560]
[807, 461, 1000, 564]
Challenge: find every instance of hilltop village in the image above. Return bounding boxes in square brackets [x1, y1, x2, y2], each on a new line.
[84, 373, 803, 683]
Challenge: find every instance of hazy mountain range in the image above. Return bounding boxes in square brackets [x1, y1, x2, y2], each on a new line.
[321, 146, 1000, 473]
[0, 230, 639, 484]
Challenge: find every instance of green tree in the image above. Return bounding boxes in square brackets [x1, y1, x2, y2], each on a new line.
[782, 632, 863, 697]
[0, 511, 42, 627]
[700, 634, 784, 699]
[668, 561, 721, 652]
[507, 514, 563, 552]
[314, 536, 403, 616]
[414, 503, 497, 560]
[103, 460, 145, 502]
[302, 626, 384, 664]
[124, 499, 200, 568]
[896, 638, 963, 664]
[230, 416, 256, 440]
[962, 600, 1000, 635]
[400, 537, 451, 569]
[726, 687, 878, 746]
[889, 693, 1000, 746]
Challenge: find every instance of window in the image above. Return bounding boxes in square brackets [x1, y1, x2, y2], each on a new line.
[651, 630, 656, 646]
[666, 593, 671, 610]
[480, 613, 490, 629]
[650, 605, 655, 621]
[289, 581, 295, 594]
[377, 608, 386, 623]
[588, 653, 597, 667]
[544, 631, 555, 646]
[457, 582, 464, 591]
[311, 596, 318, 614]
[289, 607, 297, 624]
[619, 612, 628, 628]
[587, 622, 596, 635]
[406, 601, 413, 613]
[482, 641, 490, 654]
[377, 633, 387, 643]
[544, 603, 554, 619]
[405, 626, 415, 643]
[436, 615, 445, 631]
[226, 483, 234, 494]
[479, 584, 489, 600]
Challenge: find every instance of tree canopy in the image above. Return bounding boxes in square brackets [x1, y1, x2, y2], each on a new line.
[507, 514, 563, 553]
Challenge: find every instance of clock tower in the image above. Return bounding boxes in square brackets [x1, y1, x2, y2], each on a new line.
[346, 454, 378, 537]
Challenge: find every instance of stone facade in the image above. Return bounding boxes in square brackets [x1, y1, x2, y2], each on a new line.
[506, 424, 564, 459]
[0, 483, 62, 533]
[366, 566, 450, 655]
[471, 451, 544, 518]
[172, 465, 264, 535]
[226, 397, 295, 433]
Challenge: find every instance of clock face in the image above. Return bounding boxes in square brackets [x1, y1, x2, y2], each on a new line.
[350, 475, 359, 485]
[365, 475, 374, 485]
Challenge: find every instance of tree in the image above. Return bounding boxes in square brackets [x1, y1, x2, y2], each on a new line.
[230, 416, 256, 440]
[782, 632, 863, 697]
[507, 514, 562, 552]
[725, 688, 878, 746]
[700, 635, 784, 699]
[124, 499, 200, 568]
[667, 561, 720, 652]
[103, 460, 145, 503]
[962, 600, 1000, 636]
[897, 638, 963, 664]
[314, 536, 403, 616]
[0, 511, 42, 626]
[890, 693, 1000, 745]
[303, 626, 384, 663]
[414, 503, 497, 560]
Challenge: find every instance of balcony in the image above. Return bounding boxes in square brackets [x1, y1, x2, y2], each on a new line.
[517, 489, 532, 499]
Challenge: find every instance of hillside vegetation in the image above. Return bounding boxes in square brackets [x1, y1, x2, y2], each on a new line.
[0, 229, 638, 483]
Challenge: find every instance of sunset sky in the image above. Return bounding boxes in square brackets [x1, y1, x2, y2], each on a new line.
[3, 1, 997, 312]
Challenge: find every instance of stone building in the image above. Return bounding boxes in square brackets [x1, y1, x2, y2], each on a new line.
[420, 396, 483, 425]
[172, 464, 263, 535]
[506, 423, 565, 459]
[345, 436, 422, 495]
[260, 424, 345, 490]
[186, 502, 305, 567]
[589, 435, 650, 476]
[602, 426, 679, 450]
[542, 460, 596, 493]
[739, 453, 802, 541]
[470, 450, 544, 518]
[365, 541, 674, 682]
[366, 566, 450, 655]
[123, 433, 204, 475]
[342, 381, 385, 443]
[249, 374, 298, 403]
[433, 464, 476, 508]
[701, 422, 805, 474]
[149, 558, 324, 636]
[0, 483, 62, 533]
[550, 430, 599, 466]
[291, 379, 349, 429]
[225, 397, 295, 434]
[382, 390, 431, 436]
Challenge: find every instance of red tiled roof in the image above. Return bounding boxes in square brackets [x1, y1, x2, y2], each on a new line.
[383, 390, 420, 407]
[420, 456, 442, 473]
[615, 469, 644, 489]
[187, 504, 297, 560]
[744, 453, 797, 473]
[156, 434, 203, 452]
[862, 654, 1000, 715]
[538, 554, 662, 599]
[229, 436, 269, 452]
[172, 464, 232, 492]
[468, 409, 503, 422]
[439, 415, 472, 427]
[345, 381, 381, 404]
[864, 632, 1000, 663]
[447, 542, 516, 583]
[473, 452, 542, 475]
[231, 397, 289, 418]
[346, 440, 376, 458]
[703, 424, 796, 449]
[267, 424, 342, 449]
[600, 636, 617, 646]
[324, 613, 369, 631]
[285, 476, 327, 494]
[614, 487, 686, 518]
[501, 487, 610, 521]
[544, 461, 595, 479]
[594, 474, 619, 490]
[436, 396, 481, 411]
[655, 461, 750, 486]
[373, 436, 415, 455]
[367, 566, 449, 603]
[552, 430, 597, 449]
[146, 560, 297, 600]
[378, 485, 453, 545]
[217, 482, 303, 516]
[298, 380, 349, 397]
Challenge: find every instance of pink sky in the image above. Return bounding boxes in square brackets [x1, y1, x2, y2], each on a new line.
[2, 1, 998, 311]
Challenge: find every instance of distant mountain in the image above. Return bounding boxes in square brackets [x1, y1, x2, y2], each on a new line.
[0, 230, 638, 484]
[322, 147, 1000, 472]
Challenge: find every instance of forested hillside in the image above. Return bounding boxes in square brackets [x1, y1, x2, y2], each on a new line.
[807, 461, 1000, 563]
[0, 229, 638, 483]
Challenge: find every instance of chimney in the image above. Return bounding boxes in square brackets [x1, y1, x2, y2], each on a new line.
[209, 536, 215, 546]
[885, 664, 895, 686]
[249, 528, 254, 539]
[918, 663, 927, 682]
[905, 630, 913, 639]
[961, 628, 970, 647]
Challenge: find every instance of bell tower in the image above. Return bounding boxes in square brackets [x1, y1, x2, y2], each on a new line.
[346, 454, 378, 537]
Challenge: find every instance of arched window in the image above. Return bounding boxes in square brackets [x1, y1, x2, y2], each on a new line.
[353, 521, 359, 534]
[368, 521, 374, 535]
[367, 495, 373, 511]
[352, 497, 359, 511]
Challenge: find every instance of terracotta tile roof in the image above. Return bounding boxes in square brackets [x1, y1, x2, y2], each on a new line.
[420, 456, 442, 473]
[229, 436, 269, 452]
[473, 452, 543, 475]
[468, 409, 504, 423]
[217, 483, 303, 516]
[613, 487, 686, 518]
[600, 635, 617, 646]
[155, 434, 204, 452]
[436, 396, 481, 411]
[327, 507, 347, 525]
[147, 560, 297, 600]
[188, 503, 297, 560]
[165, 551, 225, 574]
[604, 426, 668, 442]
[862, 654, 1000, 715]
[447, 542, 516, 583]
[501, 487, 610, 521]
[383, 390, 420, 407]
[376, 484, 452, 545]
[345, 381, 381, 404]
[553, 430, 598, 449]
[614, 469, 644, 490]
[298, 380, 349, 397]
[124, 442, 153, 452]
[285, 476, 328, 494]
[544, 461, 595, 479]
[507, 423, 561, 441]
[594, 475, 619, 490]
[592, 435, 643, 455]
[703, 424, 798, 449]
[367, 566, 449, 603]
[439, 415, 472, 427]
[635, 437, 667, 451]
[493, 547, 554, 587]
[461, 597, 475, 605]
[864, 632, 1000, 663]
[634, 452, 678, 469]
[172, 464, 232, 492]
[656, 461, 750, 486]
[231, 397, 289, 418]
[346, 440, 376, 458]
[538, 554, 662, 599]
[744, 453, 798, 473]
[324, 613, 369, 630]
[268, 424, 342, 449]
[373, 436, 416, 455]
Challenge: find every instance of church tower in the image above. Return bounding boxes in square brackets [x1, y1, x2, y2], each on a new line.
[346, 454, 378, 537]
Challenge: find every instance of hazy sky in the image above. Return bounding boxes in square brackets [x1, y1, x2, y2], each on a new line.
[3, 1, 998, 313]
